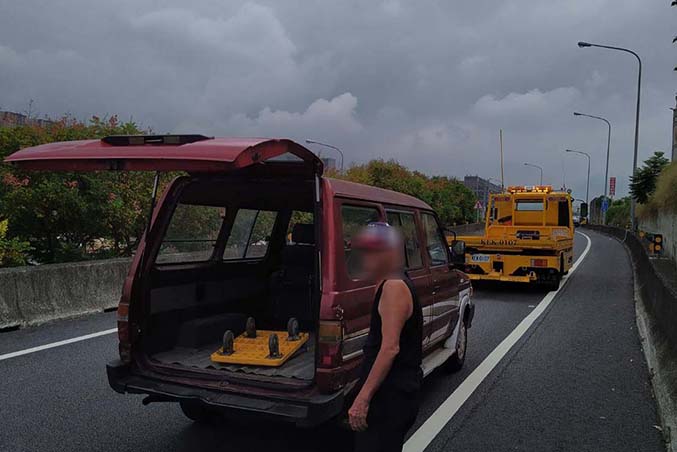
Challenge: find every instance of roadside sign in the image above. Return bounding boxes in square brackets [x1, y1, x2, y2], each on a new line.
[474, 200, 483, 210]
[609, 177, 616, 197]
[601, 198, 609, 213]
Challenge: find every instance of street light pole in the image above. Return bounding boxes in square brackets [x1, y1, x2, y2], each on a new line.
[577, 41, 642, 230]
[565, 149, 591, 208]
[523, 162, 543, 185]
[573, 111, 612, 224]
[305, 139, 345, 172]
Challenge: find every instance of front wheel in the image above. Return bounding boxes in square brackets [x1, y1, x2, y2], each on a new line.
[444, 320, 467, 372]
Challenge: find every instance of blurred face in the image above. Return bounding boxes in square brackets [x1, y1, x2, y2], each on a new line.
[351, 224, 405, 281]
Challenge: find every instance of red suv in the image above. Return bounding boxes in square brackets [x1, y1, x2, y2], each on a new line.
[6, 135, 474, 426]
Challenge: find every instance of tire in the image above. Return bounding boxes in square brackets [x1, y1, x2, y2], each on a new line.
[180, 401, 219, 424]
[545, 278, 560, 292]
[444, 319, 468, 372]
[544, 269, 561, 292]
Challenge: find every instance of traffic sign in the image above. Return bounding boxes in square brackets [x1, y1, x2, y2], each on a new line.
[609, 177, 616, 197]
[601, 198, 609, 213]
[474, 200, 483, 210]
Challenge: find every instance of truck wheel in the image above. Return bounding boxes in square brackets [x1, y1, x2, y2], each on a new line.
[444, 320, 467, 372]
[180, 401, 219, 424]
[545, 272, 561, 292]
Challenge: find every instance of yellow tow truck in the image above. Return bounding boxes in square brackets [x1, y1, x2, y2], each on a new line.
[452, 185, 574, 290]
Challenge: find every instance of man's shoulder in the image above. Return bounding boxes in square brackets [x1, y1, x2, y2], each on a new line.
[381, 279, 413, 304]
[382, 278, 409, 292]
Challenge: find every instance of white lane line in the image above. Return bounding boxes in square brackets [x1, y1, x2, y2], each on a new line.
[0, 328, 117, 362]
[404, 231, 592, 452]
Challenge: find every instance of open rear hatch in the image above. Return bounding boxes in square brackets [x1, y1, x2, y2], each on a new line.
[5, 136, 324, 387]
[5, 134, 323, 175]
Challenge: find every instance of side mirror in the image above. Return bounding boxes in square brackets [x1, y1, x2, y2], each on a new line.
[450, 240, 466, 266]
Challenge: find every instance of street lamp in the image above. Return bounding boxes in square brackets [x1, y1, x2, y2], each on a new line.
[574, 112, 612, 224]
[523, 162, 543, 185]
[305, 139, 344, 172]
[577, 41, 642, 230]
[565, 149, 591, 207]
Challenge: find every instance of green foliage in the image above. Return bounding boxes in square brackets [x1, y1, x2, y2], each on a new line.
[333, 159, 476, 226]
[638, 161, 677, 220]
[0, 219, 31, 266]
[1, 119, 475, 266]
[629, 151, 669, 204]
[606, 197, 631, 228]
[0, 115, 157, 265]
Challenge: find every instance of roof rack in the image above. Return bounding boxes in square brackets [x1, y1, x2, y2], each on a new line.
[101, 134, 211, 146]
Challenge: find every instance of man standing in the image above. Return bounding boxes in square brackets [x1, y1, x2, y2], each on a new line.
[348, 222, 423, 452]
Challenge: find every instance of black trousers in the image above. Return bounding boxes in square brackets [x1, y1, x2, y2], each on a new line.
[354, 388, 421, 452]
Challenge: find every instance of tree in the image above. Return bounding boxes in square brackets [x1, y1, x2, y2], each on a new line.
[0, 219, 31, 266]
[333, 159, 476, 226]
[0, 115, 158, 264]
[629, 151, 669, 204]
[605, 197, 631, 228]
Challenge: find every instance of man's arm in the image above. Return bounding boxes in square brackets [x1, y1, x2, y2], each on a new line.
[348, 279, 413, 431]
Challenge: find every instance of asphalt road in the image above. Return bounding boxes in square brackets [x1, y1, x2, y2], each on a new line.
[0, 230, 664, 451]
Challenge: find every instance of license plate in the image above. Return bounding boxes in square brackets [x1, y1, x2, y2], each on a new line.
[471, 254, 490, 263]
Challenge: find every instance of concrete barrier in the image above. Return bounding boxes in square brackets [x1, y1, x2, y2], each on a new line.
[0, 258, 131, 329]
[448, 223, 484, 236]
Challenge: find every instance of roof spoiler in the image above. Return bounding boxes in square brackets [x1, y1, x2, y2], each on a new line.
[101, 134, 212, 146]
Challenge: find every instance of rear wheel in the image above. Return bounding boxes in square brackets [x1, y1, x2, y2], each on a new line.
[180, 401, 220, 424]
[444, 320, 467, 372]
[545, 275, 561, 292]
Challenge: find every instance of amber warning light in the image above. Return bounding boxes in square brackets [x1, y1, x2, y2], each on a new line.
[507, 185, 553, 194]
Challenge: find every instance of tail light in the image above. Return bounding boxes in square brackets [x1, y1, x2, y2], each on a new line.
[318, 320, 343, 368]
[531, 258, 548, 267]
[117, 302, 132, 363]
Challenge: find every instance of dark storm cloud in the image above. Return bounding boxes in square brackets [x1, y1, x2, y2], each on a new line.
[0, 0, 673, 198]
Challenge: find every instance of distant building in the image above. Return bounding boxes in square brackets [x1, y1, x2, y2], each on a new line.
[0, 111, 53, 128]
[321, 157, 337, 171]
[463, 175, 502, 211]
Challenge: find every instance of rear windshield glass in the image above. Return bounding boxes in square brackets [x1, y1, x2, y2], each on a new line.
[156, 203, 224, 264]
[515, 200, 544, 211]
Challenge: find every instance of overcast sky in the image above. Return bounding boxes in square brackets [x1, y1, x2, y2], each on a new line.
[1, 0, 675, 198]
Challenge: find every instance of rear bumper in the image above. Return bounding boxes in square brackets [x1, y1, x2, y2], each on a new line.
[465, 252, 565, 283]
[106, 360, 345, 427]
[467, 273, 533, 283]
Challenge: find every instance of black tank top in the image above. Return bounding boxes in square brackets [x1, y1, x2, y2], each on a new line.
[359, 276, 423, 393]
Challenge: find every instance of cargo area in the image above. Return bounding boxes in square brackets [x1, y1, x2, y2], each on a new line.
[140, 176, 319, 383]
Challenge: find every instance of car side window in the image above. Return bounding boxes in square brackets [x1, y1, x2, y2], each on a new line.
[223, 209, 277, 260]
[422, 213, 448, 266]
[342, 204, 380, 278]
[156, 203, 225, 264]
[386, 211, 423, 269]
